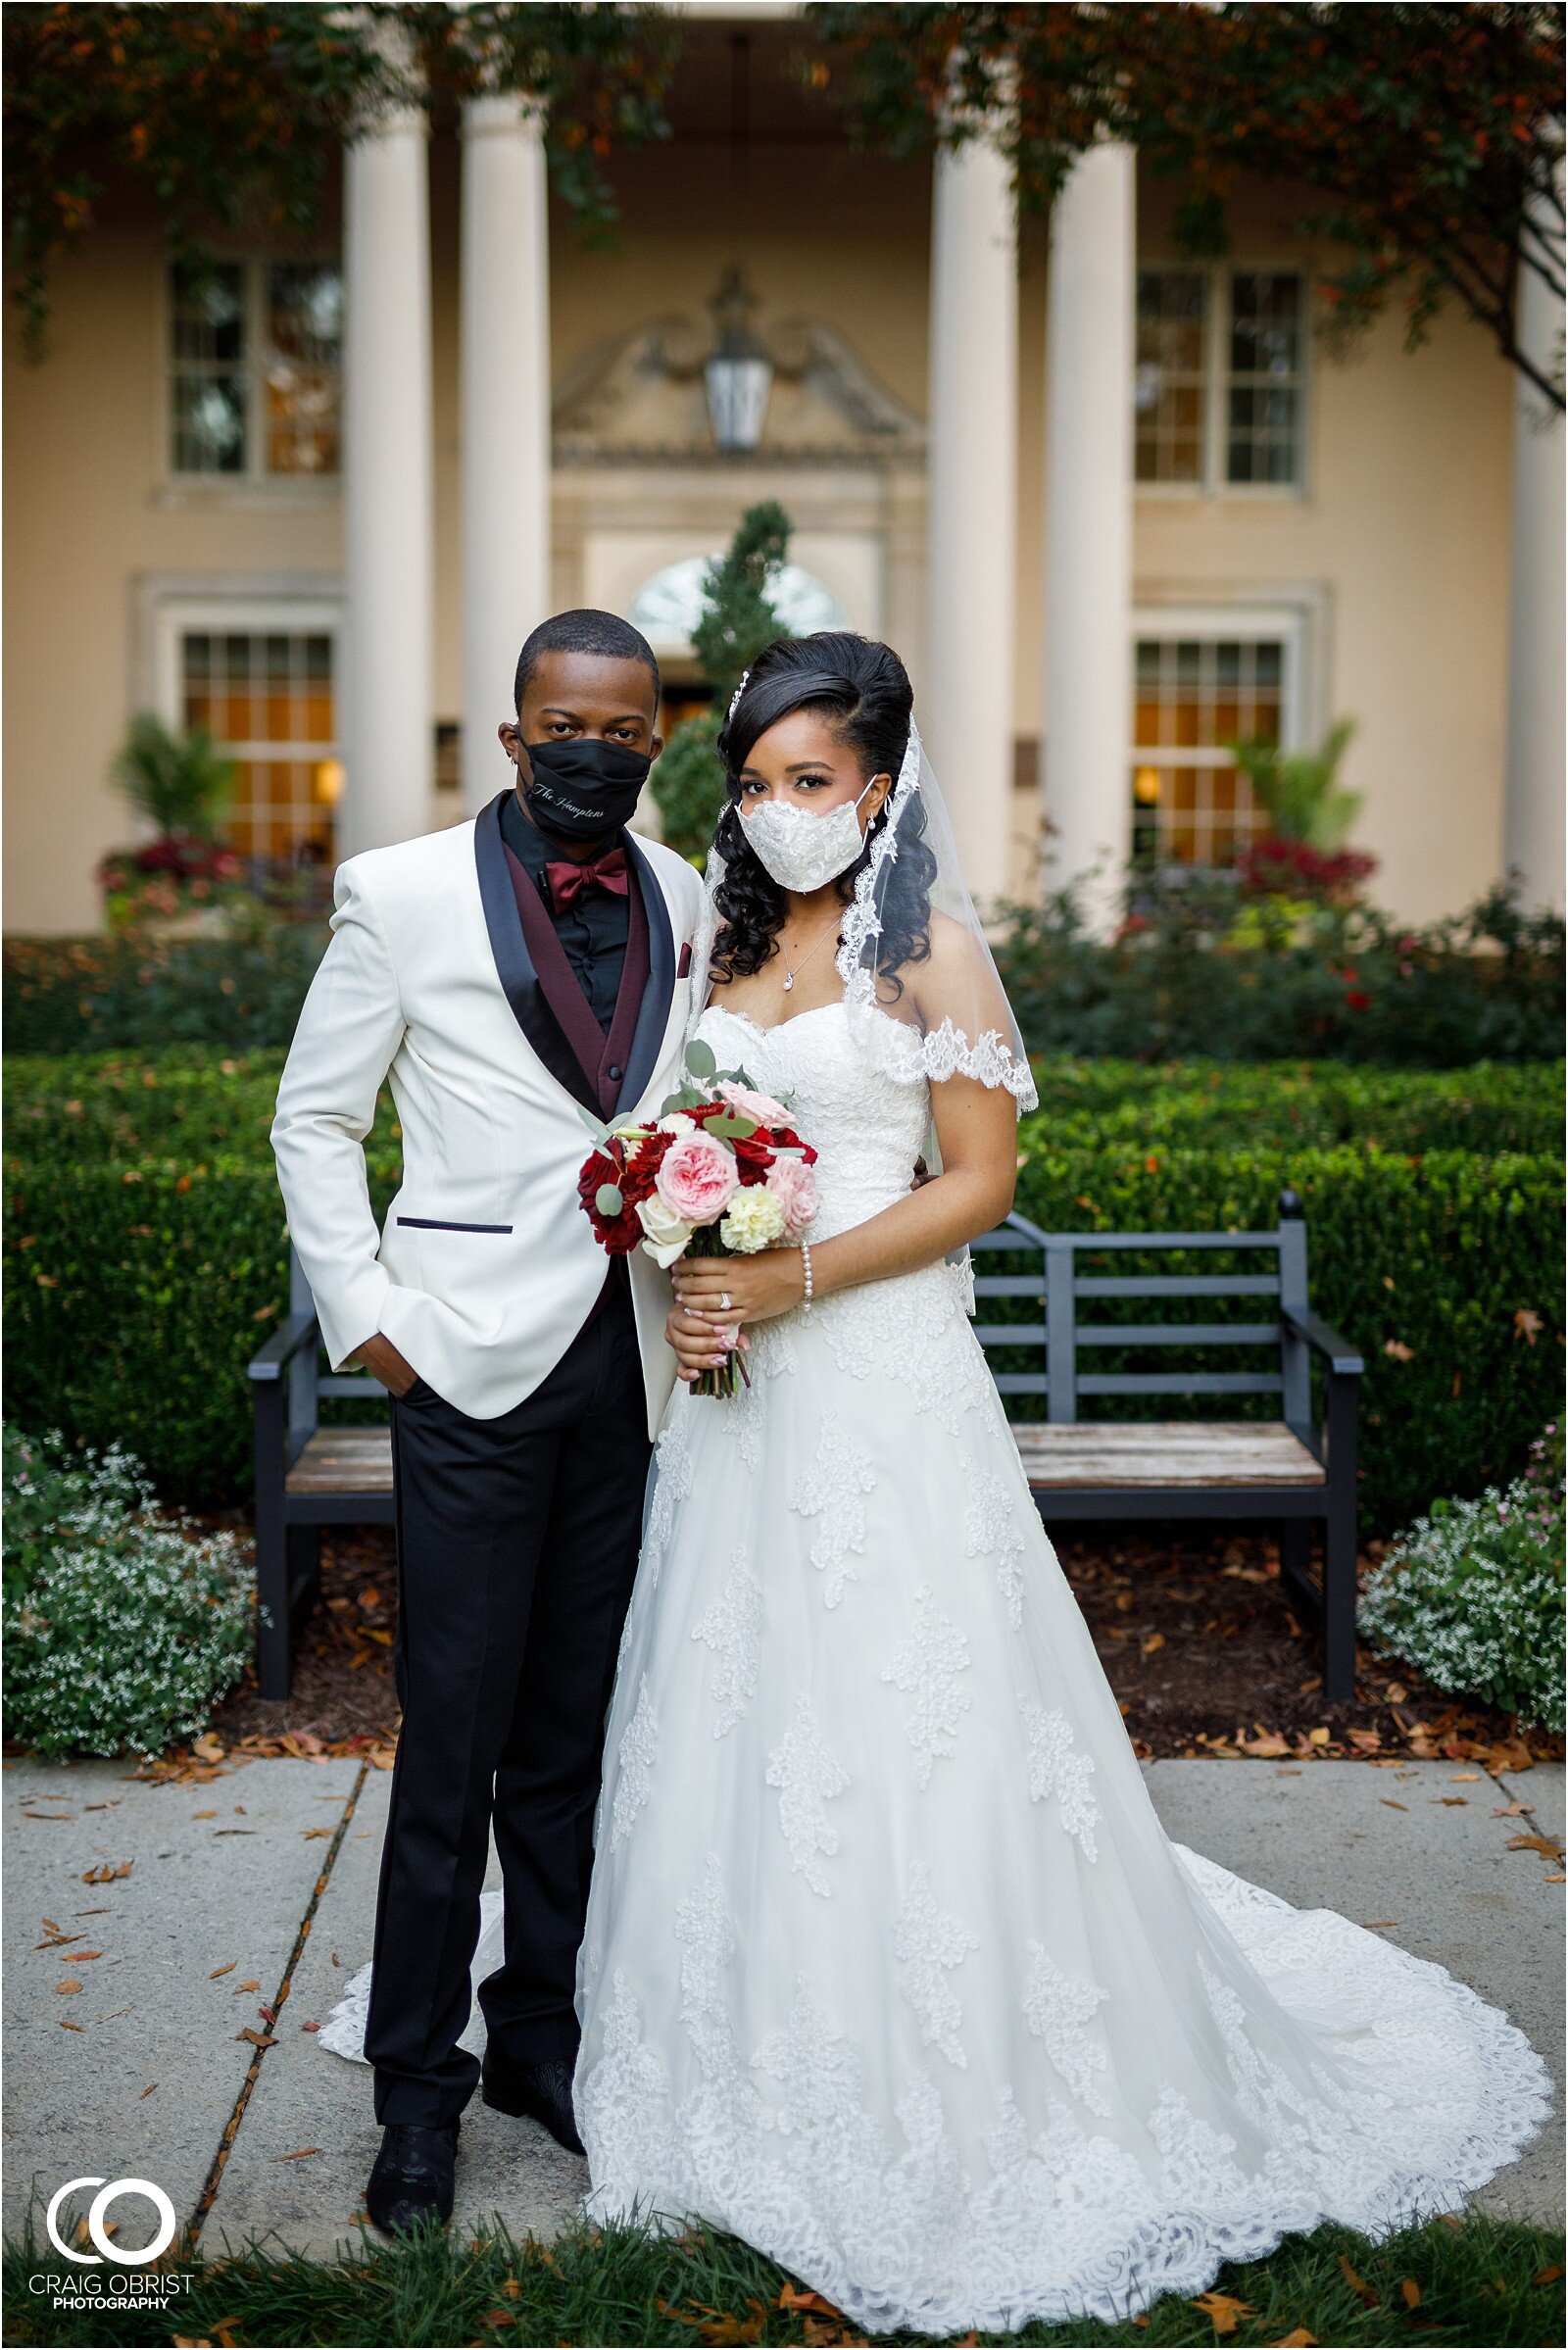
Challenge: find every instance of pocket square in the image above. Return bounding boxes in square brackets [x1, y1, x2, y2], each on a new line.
[677, 941, 693, 979]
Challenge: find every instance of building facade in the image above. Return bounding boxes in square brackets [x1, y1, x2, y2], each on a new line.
[4, 11, 1561, 933]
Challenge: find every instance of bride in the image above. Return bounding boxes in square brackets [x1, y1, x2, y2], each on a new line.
[324, 630, 1546, 2332]
[567, 632, 1547, 2332]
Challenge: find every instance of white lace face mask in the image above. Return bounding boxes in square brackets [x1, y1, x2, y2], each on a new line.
[739, 779, 876, 894]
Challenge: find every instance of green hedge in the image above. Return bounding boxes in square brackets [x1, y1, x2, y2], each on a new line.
[6, 1133, 1560, 1534]
[7, 1050, 1561, 1163]
[3, 927, 326, 1055]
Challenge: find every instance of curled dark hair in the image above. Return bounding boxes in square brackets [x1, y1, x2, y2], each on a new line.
[709, 631, 938, 994]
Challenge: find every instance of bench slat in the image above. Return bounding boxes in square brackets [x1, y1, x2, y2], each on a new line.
[1078, 1371, 1284, 1395]
[1013, 1420, 1324, 1490]
[1076, 1322, 1280, 1347]
[287, 1428, 395, 1494]
[1074, 1274, 1281, 1298]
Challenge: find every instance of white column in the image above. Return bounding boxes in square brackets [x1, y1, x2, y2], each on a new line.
[341, 103, 433, 857]
[1043, 142, 1135, 930]
[461, 93, 552, 815]
[925, 135, 1018, 904]
[1503, 177, 1565, 912]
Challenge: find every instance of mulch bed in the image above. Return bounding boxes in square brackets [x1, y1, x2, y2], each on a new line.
[198, 1520, 1562, 1776]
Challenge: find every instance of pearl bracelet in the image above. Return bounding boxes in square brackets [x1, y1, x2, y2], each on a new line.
[800, 1240, 814, 1314]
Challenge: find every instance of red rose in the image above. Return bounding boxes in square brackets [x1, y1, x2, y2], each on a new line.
[578, 1143, 643, 1253]
[616, 1127, 672, 1210]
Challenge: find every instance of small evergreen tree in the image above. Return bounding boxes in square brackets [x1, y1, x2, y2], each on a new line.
[652, 501, 795, 862]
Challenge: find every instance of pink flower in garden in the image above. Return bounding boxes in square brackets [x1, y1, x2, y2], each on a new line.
[716, 1078, 792, 1126]
[656, 1133, 739, 1227]
[764, 1155, 817, 1235]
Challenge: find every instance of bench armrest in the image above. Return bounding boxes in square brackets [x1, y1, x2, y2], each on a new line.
[1281, 1304, 1363, 1377]
[248, 1311, 318, 1383]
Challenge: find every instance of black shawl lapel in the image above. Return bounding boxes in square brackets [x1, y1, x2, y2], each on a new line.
[473, 792, 601, 1115]
[616, 833, 676, 1113]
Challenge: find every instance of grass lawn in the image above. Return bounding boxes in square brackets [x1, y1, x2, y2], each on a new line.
[4, 2210, 1563, 2349]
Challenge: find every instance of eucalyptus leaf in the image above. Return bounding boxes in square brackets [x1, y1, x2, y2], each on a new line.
[706, 1113, 758, 1141]
[684, 1037, 717, 1081]
[576, 1105, 612, 1144]
[595, 1183, 624, 1218]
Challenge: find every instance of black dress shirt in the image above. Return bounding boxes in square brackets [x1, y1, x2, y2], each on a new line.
[499, 788, 630, 1038]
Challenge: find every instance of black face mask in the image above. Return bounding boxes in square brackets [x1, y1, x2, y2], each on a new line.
[521, 737, 652, 843]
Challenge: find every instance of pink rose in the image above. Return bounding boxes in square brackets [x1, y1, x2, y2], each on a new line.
[716, 1078, 792, 1126]
[764, 1154, 817, 1236]
[656, 1133, 739, 1226]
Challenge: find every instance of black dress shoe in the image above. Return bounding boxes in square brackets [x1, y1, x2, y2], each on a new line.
[366, 2120, 460, 2235]
[482, 2048, 585, 2155]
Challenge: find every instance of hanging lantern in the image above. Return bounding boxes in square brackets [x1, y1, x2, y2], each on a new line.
[703, 266, 774, 452]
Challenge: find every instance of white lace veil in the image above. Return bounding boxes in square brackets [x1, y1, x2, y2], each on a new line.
[689, 677, 1038, 1117]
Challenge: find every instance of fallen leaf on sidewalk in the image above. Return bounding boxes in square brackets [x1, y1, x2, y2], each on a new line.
[301, 2020, 321, 2032]
[81, 1861, 132, 1884]
[1439, 1796, 1468, 1806]
[1507, 1833, 1565, 1860]
[273, 2147, 320, 2162]
[1189, 2290, 1253, 2332]
[303, 1827, 332, 1840]
[139, 2084, 157, 2098]
[210, 1962, 236, 1979]
[235, 2028, 275, 2049]
[1360, 1921, 1397, 1930]
[236, 1979, 261, 1992]
[59, 2020, 83, 2032]
[1338, 2255, 1378, 2307]
[193, 1810, 217, 1821]
[56, 1981, 82, 1995]
[1381, 1798, 1408, 1811]
[1493, 1800, 1529, 1816]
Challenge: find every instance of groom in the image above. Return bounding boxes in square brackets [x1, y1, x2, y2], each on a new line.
[271, 609, 703, 2231]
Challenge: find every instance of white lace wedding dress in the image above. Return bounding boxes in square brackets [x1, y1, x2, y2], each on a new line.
[320, 993, 1547, 2331]
[565, 996, 1548, 2332]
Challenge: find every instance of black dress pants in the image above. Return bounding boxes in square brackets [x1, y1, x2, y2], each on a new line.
[365, 1285, 651, 2128]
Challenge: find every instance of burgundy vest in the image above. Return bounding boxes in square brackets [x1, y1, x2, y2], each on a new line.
[502, 844, 652, 1118]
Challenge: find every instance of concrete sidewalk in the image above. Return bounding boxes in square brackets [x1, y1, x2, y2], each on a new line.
[5, 1754, 1560, 2264]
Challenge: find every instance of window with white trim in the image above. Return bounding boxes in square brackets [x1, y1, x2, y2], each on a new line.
[170, 260, 342, 478]
[1135, 269, 1305, 489]
[1131, 609, 1306, 866]
[169, 620, 340, 859]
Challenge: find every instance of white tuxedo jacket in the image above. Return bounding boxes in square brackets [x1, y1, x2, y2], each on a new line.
[271, 793, 706, 1435]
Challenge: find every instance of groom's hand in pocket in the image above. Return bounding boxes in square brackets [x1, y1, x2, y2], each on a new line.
[353, 1333, 420, 1397]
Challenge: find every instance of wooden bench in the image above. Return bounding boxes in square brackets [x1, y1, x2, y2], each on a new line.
[248, 1245, 394, 1698]
[970, 1190, 1363, 1700]
[251, 1190, 1362, 1701]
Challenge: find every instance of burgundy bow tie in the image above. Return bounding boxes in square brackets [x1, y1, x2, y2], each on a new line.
[545, 847, 628, 912]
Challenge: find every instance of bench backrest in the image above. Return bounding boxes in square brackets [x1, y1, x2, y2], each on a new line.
[970, 1190, 1311, 1428]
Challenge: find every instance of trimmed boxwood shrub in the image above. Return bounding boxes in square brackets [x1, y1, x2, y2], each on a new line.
[5, 1126, 1561, 1533]
[3, 924, 325, 1054]
[6, 1050, 1560, 1163]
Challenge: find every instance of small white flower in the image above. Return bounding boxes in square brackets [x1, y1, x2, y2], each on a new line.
[718, 1185, 788, 1254]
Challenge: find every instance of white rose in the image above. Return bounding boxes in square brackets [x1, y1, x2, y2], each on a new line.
[636, 1191, 694, 1268]
[658, 1112, 698, 1138]
[718, 1184, 789, 1254]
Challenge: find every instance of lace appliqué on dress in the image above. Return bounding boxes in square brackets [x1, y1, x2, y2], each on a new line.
[792, 1424, 877, 1607]
[961, 1448, 1027, 1629]
[894, 1864, 979, 2068]
[1019, 1698, 1100, 1861]
[883, 1587, 972, 1789]
[1022, 1943, 1112, 2116]
[691, 1551, 762, 1738]
[610, 1677, 659, 1851]
[766, 1695, 852, 1896]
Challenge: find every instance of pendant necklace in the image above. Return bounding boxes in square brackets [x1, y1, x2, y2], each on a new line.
[781, 916, 842, 993]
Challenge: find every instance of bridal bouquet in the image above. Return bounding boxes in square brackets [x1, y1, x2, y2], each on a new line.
[576, 1038, 817, 1396]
